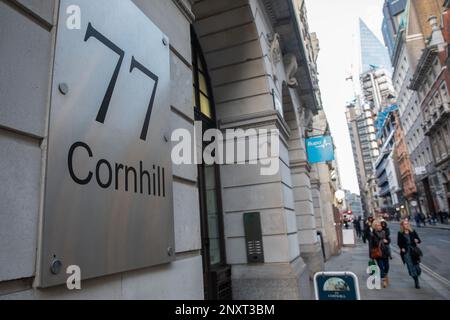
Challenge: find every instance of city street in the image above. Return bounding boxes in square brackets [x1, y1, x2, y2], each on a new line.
[324, 226, 450, 300]
[1, 0, 449, 303]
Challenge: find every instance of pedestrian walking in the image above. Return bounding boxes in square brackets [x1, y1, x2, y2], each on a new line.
[431, 212, 437, 225]
[443, 211, 449, 224]
[420, 213, 427, 227]
[438, 210, 444, 224]
[414, 214, 422, 228]
[397, 219, 423, 289]
[368, 219, 391, 288]
[381, 220, 392, 259]
[363, 216, 374, 244]
[353, 216, 362, 238]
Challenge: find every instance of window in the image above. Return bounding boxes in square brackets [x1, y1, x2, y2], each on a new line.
[434, 92, 442, 108]
[437, 130, 447, 158]
[440, 82, 449, 103]
[433, 58, 440, 78]
[429, 100, 434, 115]
[430, 66, 436, 80]
[432, 138, 440, 161]
[192, 29, 230, 300]
[193, 38, 214, 120]
[443, 124, 450, 150]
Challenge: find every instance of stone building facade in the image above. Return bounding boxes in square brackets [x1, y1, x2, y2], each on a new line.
[409, 14, 450, 214]
[390, 0, 443, 217]
[0, 0, 336, 300]
[394, 110, 417, 217]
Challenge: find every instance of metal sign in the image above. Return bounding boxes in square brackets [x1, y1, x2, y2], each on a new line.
[306, 136, 335, 163]
[314, 272, 361, 300]
[414, 166, 426, 175]
[39, 0, 173, 287]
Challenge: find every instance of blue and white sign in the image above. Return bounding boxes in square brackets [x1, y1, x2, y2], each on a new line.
[306, 136, 335, 163]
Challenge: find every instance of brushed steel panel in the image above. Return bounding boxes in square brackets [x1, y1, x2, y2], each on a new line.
[40, 0, 174, 287]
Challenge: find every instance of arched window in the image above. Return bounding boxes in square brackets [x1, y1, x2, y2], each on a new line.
[191, 28, 230, 300]
[192, 33, 215, 123]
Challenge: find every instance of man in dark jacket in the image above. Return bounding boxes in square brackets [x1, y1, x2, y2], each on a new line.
[353, 216, 362, 238]
[363, 216, 374, 245]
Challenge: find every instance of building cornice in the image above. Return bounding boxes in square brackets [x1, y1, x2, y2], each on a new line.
[409, 46, 438, 90]
[261, 0, 321, 115]
[171, 0, 195, 23]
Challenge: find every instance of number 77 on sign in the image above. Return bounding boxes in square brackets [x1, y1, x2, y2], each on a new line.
[84, 22, 159, 141]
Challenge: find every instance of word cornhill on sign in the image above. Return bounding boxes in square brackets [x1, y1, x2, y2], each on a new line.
[68, 141, 166, 197]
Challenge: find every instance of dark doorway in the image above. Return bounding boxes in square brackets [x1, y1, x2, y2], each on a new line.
[422, 177, 436, 217]
[191, 28, 231, 300]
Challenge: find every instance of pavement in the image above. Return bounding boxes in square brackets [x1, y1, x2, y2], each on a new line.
[390, 220, 450, 231]
[324, 234, 450, 300]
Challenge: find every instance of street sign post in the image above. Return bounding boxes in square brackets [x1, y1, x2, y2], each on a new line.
[314, 272, 361, 300]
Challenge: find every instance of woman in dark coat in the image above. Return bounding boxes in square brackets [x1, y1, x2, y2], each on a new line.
[397, 219, 422, 289]
[381, 220, 392, 259]
[369, 220, 391, 288]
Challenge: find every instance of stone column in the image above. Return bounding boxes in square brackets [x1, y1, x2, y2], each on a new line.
[317, 162, 339, 257]
[219, 112, 310, 300]
[310, 163, 331, 260]
[286, 108, 324, 277]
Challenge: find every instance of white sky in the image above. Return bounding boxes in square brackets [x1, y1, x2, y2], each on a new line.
[305, 0, 385, 194]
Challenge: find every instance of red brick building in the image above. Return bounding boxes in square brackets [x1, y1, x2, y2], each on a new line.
[394, 110, 417, 217]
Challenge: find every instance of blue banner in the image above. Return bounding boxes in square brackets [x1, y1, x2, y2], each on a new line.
[306, 136, 335, 163]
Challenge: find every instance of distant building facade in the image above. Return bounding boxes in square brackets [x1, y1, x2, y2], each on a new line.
[390, 0, 443, 218]
[374, 108, 403, 213]
[344, 190, 364, 218]
[346, 100, 378, 216]
[382, 0, 408, 60]
[393, 109, 417, 217]
[409, 13, 450, 214]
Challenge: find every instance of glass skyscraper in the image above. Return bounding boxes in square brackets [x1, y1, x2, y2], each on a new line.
[359, 18, 392, 74]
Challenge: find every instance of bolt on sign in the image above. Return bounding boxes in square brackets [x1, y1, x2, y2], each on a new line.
[39, 0, 174, 287]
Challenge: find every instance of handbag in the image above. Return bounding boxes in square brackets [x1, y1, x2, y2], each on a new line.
[370, 243, 382, 259]
[410, 246, 423, 261]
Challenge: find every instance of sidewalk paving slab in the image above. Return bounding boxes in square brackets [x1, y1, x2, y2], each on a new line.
[390, 221, 450, 231]
[324, 239, 450, 300]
